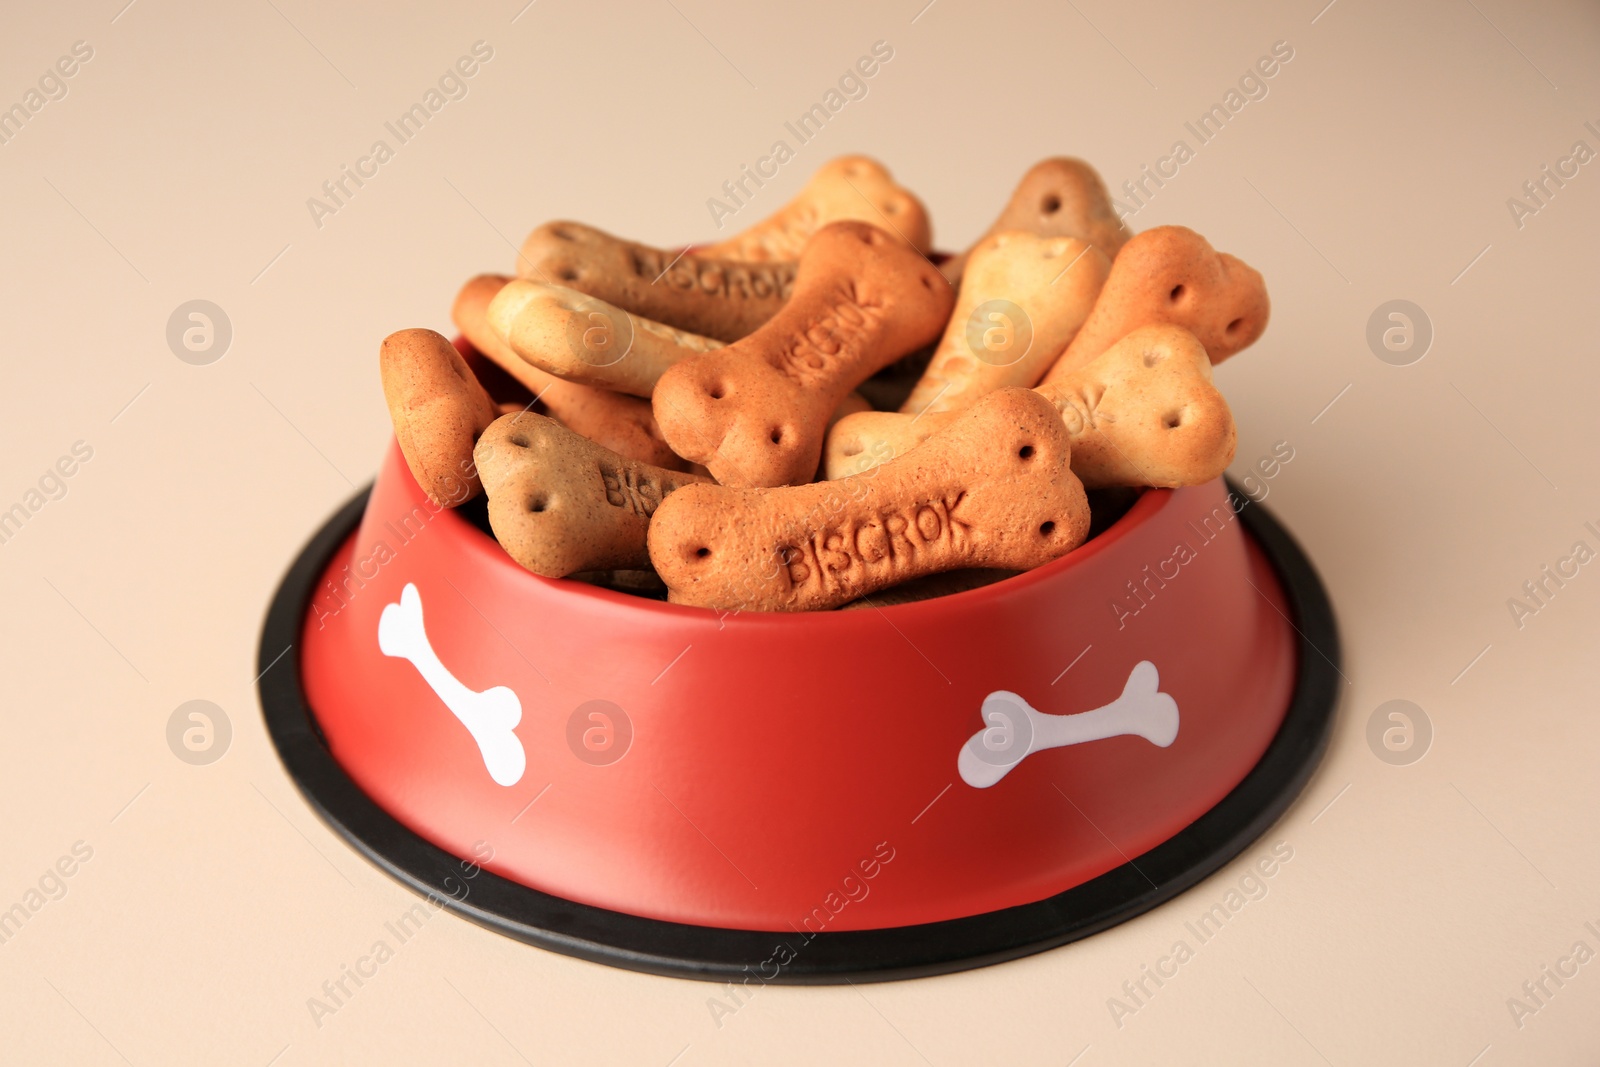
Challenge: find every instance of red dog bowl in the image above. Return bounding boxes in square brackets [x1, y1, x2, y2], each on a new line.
[260, 368, 1338, 984]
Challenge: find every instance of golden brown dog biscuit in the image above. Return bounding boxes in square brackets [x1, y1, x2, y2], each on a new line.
[702, 156, 933, 262]
[651, 221, 954, 488]
[454, 274, 557, 401]
[940, 158, 1131, 284]
[826, 325, 1235, 489]
[517, 222, 797, 342]
[481, 277, 873, 439]
[380, 328, 499, 507]
[1042, 226, 1268, 380]
[475, 412, 708, 578]
[648, 388, 1090, 612]
[1038, 324, 1236, 486]
[452, 274, 689, 471]
[901, 231, 1110, 415]
[486, 279, 725, 397]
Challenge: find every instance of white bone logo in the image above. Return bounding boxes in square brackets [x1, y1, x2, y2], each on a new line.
[959, 661, 1179, 789]
[378, 583, 526, 787]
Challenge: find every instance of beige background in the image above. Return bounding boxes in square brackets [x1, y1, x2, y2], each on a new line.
[2, 0, 1598, 1063]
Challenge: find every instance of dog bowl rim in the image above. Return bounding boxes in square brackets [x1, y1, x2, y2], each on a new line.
[258, 476, 1339, 984]
[405, 445, 1172, 619]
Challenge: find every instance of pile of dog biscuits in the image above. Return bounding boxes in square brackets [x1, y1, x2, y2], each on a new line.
[379, 155, 1269, 613]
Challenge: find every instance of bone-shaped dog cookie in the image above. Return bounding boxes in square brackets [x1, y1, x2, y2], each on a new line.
[1040, 325, 1236, 487]
[958, 661, 1179, 788]
[1043, 225, 1269, 380]
[826, 325, 1235, 489]
[380, 328, 500, 507]
[378, 582, 526, 787]
[486, 279, 726, 397]
[702, 155, 933, 263]
[651, 221, 954, 488]
[483, 277, 874, 431]
[940, 157, 1132, 285]
[901, 231, 1110, 415]
[475, 411, 708, 577]
[649, 387, 1090, 612]
[453, 274, 688, 472]
[518, 222, 797, 342]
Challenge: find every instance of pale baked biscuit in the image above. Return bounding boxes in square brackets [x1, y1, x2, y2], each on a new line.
[452, 274, 688, 471]
[475, 411, 708, 577]
[826, 324, 1236, 489]
[702, 156, 932, 262]
[486, 280, 724, 397]
[901, 231, 1110, 415]
[940, 158, 1131, 284]
[517, 222, 796, 342]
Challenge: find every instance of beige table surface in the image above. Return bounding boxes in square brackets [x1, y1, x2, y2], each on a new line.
[3, 0, 1598, 1063]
